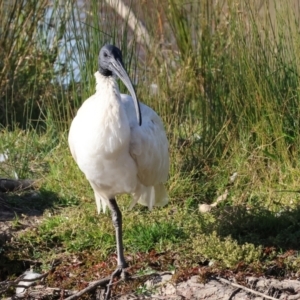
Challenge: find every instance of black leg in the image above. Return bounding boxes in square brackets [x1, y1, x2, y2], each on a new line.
[105, 198, 128, 300]
[109, 198, 128, 268]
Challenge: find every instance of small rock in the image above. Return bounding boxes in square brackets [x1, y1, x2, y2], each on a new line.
[16, 271, 41, 294]
[145, 272, 173, 289]
[199, 203, 212, 213]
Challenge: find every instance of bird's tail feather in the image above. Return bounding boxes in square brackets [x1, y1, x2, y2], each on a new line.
[95, 194, 108, 214]
[90, 183, 108, 214]
[154, 183, 168, 207]
[130, 183, 168, 210]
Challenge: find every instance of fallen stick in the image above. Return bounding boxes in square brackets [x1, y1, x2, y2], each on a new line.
[64, 276, 111, 300]
[217, 277, 278, 300]
[0, 270, 50, 294]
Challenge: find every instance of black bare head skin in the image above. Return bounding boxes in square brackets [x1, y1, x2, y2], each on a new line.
[98, 44, 124, 77]
[97, 44, 142, 126]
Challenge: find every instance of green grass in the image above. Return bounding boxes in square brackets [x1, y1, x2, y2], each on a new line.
[2, 0, 300, 295]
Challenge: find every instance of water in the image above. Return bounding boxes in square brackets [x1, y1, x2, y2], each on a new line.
[44, 0, 148, 86]
[43, 0, 87, 85]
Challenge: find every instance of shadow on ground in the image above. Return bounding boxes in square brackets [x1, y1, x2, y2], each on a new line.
[211, 204, 300, 250]
[0, 189, 63, 280]
[0, 189, 61, 222]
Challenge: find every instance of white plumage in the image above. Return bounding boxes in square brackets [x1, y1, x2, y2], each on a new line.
[68, 45, 169, 298]
[68, 71, 169, 213]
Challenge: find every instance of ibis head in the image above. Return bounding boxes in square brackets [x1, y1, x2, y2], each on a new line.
[98, 44, 142, 126]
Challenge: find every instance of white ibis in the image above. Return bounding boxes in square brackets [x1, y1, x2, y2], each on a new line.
[68, 44, 169, 298]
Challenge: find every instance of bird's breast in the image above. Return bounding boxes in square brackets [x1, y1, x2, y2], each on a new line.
[68, 75, 141, 199]
[76, 93, 130, 151]
[69, 95, 137, 194]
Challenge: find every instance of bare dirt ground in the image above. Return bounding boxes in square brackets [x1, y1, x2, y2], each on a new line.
[2, 271, 300, 299]
[1, 192, 300, 300]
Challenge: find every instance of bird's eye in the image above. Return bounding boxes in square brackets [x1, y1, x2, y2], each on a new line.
[104, 52, 108, 58]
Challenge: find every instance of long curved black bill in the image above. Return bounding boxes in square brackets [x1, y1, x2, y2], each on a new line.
[110, 59, 142, 126]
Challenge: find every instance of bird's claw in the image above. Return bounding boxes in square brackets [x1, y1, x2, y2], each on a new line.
[104, 267, 128, 300]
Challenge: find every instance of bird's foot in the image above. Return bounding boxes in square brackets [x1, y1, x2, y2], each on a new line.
[104, 266, 128, 300]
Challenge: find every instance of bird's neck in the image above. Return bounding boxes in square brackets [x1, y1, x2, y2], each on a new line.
[99, 66, 112, 77]
[92, 72, 130, 154]
[94, 71, 119, 95]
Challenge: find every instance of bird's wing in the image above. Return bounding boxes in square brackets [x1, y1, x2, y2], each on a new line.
[121, 94, 169, 186]
[68, 95, 96, 164]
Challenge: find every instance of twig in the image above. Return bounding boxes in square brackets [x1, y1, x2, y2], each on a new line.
[0, 270, 49, 289]
[4, 287, 77, 299]
[17, 272, 49, 283]
[64, 276, 111, 300]
[217, 277, 278, 300]
[0, 266, 56, 295]
[64, 271, 172, 300]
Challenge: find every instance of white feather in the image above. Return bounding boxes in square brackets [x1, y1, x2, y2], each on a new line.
[68, 71, 169, 213]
